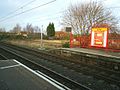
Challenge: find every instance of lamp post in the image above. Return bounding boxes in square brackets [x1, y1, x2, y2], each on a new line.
[40, 25, 43, 48]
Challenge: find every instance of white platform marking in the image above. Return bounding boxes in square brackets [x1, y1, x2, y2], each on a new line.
[36, 70, 71, 90]
[13, 59, 71, 90]
[0, 64, 20, 69]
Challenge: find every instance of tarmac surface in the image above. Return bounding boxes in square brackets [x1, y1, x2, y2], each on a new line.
[0, 59, 64, 90]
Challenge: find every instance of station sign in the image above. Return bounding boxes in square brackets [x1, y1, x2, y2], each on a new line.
[91, 28, 108, 48]
[65, 27, 72, 32]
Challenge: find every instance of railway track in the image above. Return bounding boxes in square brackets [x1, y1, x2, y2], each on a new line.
[0, 43, 91, 90]
[0, 42, 120, 89]
[0, 54, 8, 60]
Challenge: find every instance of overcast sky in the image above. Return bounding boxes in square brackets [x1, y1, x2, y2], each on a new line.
[0, 0, 120, 31]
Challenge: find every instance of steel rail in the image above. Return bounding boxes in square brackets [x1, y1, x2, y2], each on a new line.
[1, 43, 120, 86]
[0, 46, 91, 90]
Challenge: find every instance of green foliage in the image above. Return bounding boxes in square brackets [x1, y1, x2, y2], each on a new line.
[0, 34, 9, 41]
[43, 35, 48, 39]
[0, 33, 28, 41]
[62, 42, 70, 48]
[46, 22, 55, 37]
[63, 35, 70, 40]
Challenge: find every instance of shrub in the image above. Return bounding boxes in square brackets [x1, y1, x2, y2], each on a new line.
[62, 42, 70, 48]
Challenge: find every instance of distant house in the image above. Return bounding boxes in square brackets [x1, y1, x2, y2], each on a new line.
[55, 31, 68, 39]
[17, 31, 28, 37]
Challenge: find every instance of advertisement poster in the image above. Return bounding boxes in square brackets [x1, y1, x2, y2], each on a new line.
[91, 28, 108, 48]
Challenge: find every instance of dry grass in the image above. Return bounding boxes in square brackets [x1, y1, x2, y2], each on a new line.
[7, 39, 69, 49]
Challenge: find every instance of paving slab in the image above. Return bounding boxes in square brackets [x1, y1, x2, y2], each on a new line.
[0, 59, 65, 90]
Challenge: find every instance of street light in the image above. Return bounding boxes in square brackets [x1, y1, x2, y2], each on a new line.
[40, 25, 43, 48]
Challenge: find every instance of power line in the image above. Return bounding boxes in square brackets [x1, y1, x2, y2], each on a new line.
[0, 0, 56, 23]
[0, 9, 65, 25]
[29, 10, 65, 20]
[0, 0, 37, 20]
[32, 16, 62, 22]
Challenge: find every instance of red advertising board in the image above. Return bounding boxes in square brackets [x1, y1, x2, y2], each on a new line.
[91, 28, 108, 48]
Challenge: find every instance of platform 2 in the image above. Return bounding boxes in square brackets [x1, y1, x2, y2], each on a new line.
[60, 48, 120, 59]
[0, 59, 68, 90]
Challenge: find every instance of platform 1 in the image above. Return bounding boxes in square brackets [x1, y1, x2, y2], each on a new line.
[0, 59, 68, 90]
[60, 48, 120, 59]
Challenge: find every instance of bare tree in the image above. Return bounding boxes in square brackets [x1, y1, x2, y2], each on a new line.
[34, 26, 40, 33]
[24, 23, 34, 34]
[0, 28, 6, 32]
[62, 1, 119, 35]
[11, 24, 21, 34]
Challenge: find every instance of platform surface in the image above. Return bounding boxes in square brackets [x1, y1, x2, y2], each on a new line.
[0, 59, 65, 90]
[61, 48, 120, 59]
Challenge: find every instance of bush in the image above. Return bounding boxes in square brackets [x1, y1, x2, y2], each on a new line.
[62, 42, 70, 48]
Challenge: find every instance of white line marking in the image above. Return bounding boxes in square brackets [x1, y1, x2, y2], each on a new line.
[36, 70, 71, 90]
[0, 59, 13, 61]
[13, 59, 71, 90]
[0, 64, 20, 70]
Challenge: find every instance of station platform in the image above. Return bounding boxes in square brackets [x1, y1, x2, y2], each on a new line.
[0, 59, 67, 90]
[60, 48, 120, 59]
